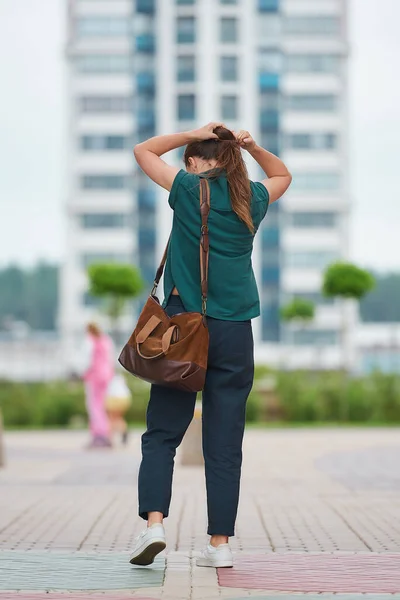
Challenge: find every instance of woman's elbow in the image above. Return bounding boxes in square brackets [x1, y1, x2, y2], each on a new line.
[133, 144, 143, 159]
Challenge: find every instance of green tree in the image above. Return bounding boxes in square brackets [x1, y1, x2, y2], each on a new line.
[87, 263, 144, 344]
[322, 262, 375, 369]
[280, 298, 315, 323]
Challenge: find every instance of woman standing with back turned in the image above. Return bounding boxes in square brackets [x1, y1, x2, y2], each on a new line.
[129, 124, 292, 567]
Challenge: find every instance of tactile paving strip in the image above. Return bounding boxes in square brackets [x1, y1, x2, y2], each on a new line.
[0, 551, 165, 591]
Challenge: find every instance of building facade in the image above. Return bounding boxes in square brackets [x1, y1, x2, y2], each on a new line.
[61, 0, 351, 370]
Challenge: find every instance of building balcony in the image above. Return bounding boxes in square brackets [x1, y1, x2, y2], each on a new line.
[136, 34, 155, 53]
[137, 72, 155, 93]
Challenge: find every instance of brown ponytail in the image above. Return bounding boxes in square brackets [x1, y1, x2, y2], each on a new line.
[184, 126, 254, 234]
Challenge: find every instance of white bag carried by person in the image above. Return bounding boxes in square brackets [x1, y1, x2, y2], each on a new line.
[105, 374, 132, 413]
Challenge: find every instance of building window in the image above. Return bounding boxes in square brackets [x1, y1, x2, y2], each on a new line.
[220, 56, 238, 81]
[289, 212, 337, 228]
[261, 133, 279, 156]
[177, 55, 195, 82]
[136, 0, 155, 14]
[286, 133, 337, 150]
[81, 175, 128, 190]
[79, 96, 132, 113]
[292, 330, 338, 346]
[220, 17, 238, 43]
[285, 251, 338, 269]
[286, 94, 337, 112]
[291, 173, 340, 191]
[83, 292, 102, 308]
[177, 94, 195, 120]
[286, 54, 341, 73]
[221, 95, 238, 120]
[259, 0, 279, 10]
[76, 17, 130, 37]
[284, 17, 341, 36]
[76, 55, 130, 73]
[221, 0, 237, 4]
[137, 71, 155, 93]
[176, 0, 195, 4]
[138, 187, 157, 209]
[81, 253, 130, 268]
[81, 135, 128, 151]
[260, 90, 280, 111]
[81, 213, 128, 228]
[136, 34, 155, 52]
[258, 14, 281, 40]
[258, 50, 282, 74]
[177, 17, 196, 43]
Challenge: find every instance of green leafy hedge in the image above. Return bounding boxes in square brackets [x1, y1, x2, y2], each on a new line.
[1, 370, 400, 428]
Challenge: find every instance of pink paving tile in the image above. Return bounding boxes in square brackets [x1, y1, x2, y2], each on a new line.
[217, 553, 400, 593]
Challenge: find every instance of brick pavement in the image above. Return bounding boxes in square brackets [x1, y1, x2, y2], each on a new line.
[1, 428, 400, 598]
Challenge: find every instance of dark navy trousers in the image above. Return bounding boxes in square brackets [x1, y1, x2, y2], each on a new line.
[138, 295, 254, 536]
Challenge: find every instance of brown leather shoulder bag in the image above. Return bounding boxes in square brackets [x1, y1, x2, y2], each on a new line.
[118, 178, 210, 392]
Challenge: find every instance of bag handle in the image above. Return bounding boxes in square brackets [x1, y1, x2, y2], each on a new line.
[151, 178, 211, 316]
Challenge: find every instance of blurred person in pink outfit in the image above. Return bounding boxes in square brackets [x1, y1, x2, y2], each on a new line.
[81, 322, 115, 448]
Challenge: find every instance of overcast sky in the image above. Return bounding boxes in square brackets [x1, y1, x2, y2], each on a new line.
[0, 0, 399, 272]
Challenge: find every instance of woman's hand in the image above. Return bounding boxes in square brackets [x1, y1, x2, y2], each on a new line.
[190, 122, 225, 141]
[235, 130, 257, 151]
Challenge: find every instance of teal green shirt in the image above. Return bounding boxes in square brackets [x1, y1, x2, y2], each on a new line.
[163, 169, 269, 321]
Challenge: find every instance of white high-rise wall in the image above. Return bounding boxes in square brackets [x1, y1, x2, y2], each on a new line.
[61, 0, 136, 363]
[61, 0, 352, 370]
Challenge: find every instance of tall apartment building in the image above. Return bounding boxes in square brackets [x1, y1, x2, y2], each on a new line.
[61, 0, 351, 369]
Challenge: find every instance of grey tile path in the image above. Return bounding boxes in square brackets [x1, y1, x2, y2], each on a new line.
[316, 445, 400, 490]
[1, 428, 400, 598]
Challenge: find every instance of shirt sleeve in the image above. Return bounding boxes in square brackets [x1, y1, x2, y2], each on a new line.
[251, 181, 270, 225]
[168, 170, 200, 209]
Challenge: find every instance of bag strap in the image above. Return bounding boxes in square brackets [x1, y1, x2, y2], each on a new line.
[199, 178, 210, 315]
[151, 178, 211, 316]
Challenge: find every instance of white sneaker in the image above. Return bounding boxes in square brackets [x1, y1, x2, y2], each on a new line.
[129, 524, 166, 566]
[196, 543, 233, 568]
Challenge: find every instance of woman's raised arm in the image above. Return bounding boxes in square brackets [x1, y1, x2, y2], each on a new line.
[133, 123, 223, 191]
[235, 130, 292, 203]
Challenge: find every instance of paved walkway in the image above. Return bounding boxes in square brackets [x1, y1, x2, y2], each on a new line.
[1, 426, 400, 598]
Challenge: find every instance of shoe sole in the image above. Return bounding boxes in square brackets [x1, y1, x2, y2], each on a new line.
[196, 559, 233, 568]
[129, 540, 166, 566]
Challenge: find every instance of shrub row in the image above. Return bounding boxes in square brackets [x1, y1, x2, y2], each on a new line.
[1, 370, 400, 428]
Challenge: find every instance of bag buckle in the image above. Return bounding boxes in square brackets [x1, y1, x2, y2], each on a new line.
[201, 296, 207, 315]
